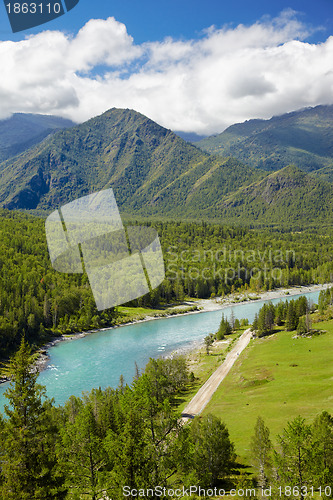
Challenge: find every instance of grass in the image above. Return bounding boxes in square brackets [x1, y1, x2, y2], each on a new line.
[201, 321, 333, 463]
[174, 331, 243, 413]
[115, 302, 200, 324]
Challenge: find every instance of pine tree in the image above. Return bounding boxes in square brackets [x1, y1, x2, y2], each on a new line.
[311, 411, 333, 490]
[217, 314, 232, 339]
[274, 416, 313, 499]
[0, 338, 65, 499]
[189, 414, 235, 488]
[250, 416, 272, 490]
[285, 300, 298, 331]
[58, 400, 108, 500]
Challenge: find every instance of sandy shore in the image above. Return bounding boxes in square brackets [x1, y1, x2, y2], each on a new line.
[194, 282, 331, 313]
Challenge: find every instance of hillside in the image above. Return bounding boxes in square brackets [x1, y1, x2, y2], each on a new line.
[197, 105, 333, 178]
[216, 165, 333, 224]
[0, 108, 261, 216]
[0, 113, 75, 162]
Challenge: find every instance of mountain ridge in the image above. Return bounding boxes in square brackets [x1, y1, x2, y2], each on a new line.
[197, 105, 333, 179]
[0, 107, 331, 226]
[0, 113, 76, 162]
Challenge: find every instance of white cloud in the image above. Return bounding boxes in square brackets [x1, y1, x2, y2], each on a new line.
[0, 11, 332, 134]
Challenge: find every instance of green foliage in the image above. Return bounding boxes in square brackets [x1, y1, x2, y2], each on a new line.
[0, 113, 75, 163]
[185, 414, 236, 488]
[0, 338, 65, 499]
[0, 108, 260, 216]
[0, 210, 117, 360]
[311, 411, 333, 490]
[217, 314, 232, 339]
[250, 416, 272, 489]
[204, 334, 214, 354]
[253, 297, 312, 336]
[0, 211, 332, 359]
[218, 165, 333, 225]
[274, 416, 314, 494]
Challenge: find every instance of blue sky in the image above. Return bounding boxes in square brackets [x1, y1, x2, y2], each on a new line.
[0, 0, 332, 133]
[1, 0, 332, 43]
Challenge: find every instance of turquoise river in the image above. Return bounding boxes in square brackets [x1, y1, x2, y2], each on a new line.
[0, 289, 323, 410]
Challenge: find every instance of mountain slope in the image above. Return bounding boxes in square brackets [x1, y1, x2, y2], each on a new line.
[0, 108, 331, 226]
[0, 113, 75, 162]
[197, 105, 333, 177]
[0, 108, 262, 215]
[215, 165, 333, 224]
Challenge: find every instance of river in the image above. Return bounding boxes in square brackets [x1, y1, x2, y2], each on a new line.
[0, 289, 323, 410]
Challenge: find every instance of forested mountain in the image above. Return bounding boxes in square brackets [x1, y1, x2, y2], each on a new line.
[217, 165, 333, 225]
[0, 113, 75, 162]
[0, 107, 331, 225]
[0, 108, 262, 215]
[197, 105, 333, 179]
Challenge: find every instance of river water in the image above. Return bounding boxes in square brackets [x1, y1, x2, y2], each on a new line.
[0, 290, 322, 409]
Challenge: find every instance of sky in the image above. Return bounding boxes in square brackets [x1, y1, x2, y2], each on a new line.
[0, 0, 332, 134]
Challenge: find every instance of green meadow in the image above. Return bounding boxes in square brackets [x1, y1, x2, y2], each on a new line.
[200, 321, 333, 463]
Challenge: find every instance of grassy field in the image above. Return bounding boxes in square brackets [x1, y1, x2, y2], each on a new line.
[174, 332, 242, 412]
[115, 302, 199, 324]
[200, 321, 333, 463]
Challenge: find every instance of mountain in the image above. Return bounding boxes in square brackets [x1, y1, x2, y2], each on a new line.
[0, 107, 331, 227]
[197, 105, 333, 179]
[0, 108, 262, 215]
[0, 113, 76, 162]
[216, 165, 333, 225]
[174, 131, 206, 142]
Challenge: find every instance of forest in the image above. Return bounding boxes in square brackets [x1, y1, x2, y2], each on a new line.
[0, 209, 332, 359]
[0, 334, 332, 499]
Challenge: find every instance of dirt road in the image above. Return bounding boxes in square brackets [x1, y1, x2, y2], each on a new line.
[181, 328, 252, 421]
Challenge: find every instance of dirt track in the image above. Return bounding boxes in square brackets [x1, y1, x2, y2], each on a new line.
[181, 328, 252, 421]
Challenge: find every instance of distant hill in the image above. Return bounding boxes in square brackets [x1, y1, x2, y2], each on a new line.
[197, 105, 333, 180]
[0, 113, 76, 162]
[0, 108, 261, 215]
[173, 131, 207, 142]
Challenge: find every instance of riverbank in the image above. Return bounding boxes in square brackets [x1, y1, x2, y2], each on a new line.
[195, 282, 329, 313]
[10, 282, 333, 379]
[163, 283, 331, 359]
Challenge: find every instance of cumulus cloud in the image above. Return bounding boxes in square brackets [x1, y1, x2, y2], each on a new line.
[0, 10, 332, 134]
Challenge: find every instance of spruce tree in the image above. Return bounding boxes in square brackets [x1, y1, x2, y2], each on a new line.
[274, 416, 313, 498]
[250, 416, 272, 489]
[0, 338, 65, 499]
[217, 314, 232, 339]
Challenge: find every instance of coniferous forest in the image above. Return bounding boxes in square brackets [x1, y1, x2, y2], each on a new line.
[0, 209, 332, 360]
[0, 335, 332, 499]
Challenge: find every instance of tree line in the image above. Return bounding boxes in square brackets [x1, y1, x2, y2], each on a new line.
[0, 339, 237, 499]
[1, 338, 332, 499]
[252, 296, 313, 337]
[250, 414, 333, 498]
